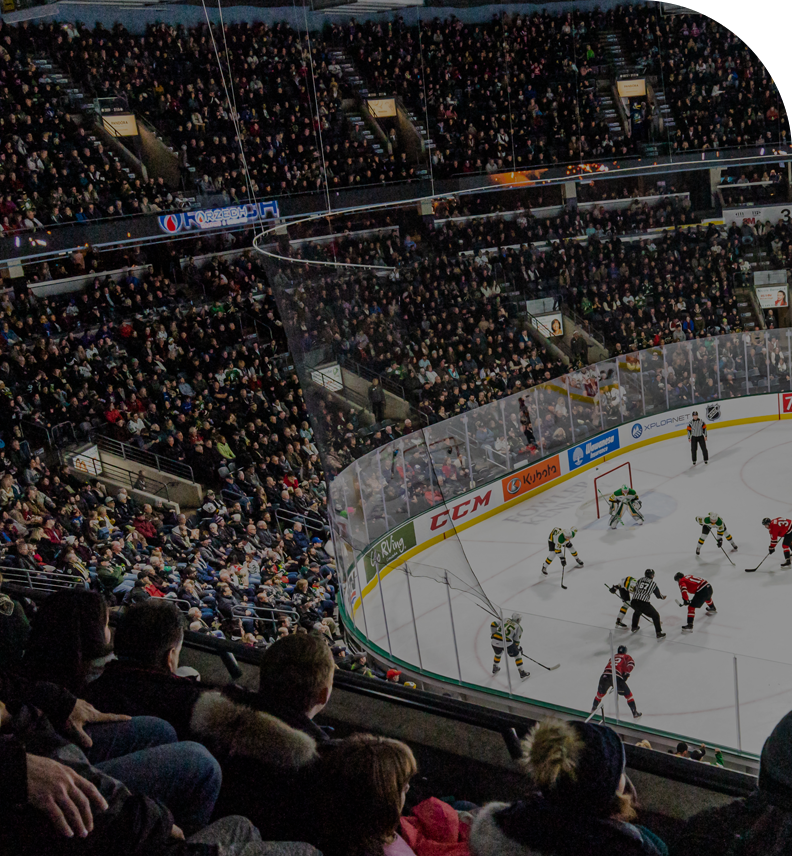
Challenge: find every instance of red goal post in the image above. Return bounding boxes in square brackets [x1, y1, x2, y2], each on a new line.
[594, 462, 632, 519]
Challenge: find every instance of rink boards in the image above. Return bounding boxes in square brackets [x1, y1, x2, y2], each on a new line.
[344, 392, 792, 756]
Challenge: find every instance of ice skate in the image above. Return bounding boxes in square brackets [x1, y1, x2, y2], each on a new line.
[692, 461, 697, 466]
[631, 626, 640, 633]
[731, 544, 738, 552]
[704, 460, 709, 465]
[656, 631, 667, 639]
[541, 566, 548, 575]
[782, 558, 791, 568]
[519, 670, 530, 681]
[695, 546, 701, 556]
[492, 664, 500, 675]
[615, 619, 627, 628]
[681, 623, 694, 632]
[575, 557, 584, 567]
[706, 605, 717, 614]
[632, 710, 643, 719]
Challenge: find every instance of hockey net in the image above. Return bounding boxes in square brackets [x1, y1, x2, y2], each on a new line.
[594, 461, 632, 518]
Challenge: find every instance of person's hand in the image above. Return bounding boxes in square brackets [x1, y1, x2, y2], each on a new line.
[770, 546, 775, 554]
[65, 700, 131, 749]
[26, 753, 108, 838]
[170, 825, 185, 840]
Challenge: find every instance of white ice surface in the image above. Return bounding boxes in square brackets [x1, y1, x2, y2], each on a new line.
[358, 421, 792, 755]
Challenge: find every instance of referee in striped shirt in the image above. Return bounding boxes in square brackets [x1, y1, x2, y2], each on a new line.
[687, 411, 708, 465]
[630, 569, 667, 638]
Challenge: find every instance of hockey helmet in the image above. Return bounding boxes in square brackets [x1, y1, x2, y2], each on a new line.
[709, 513, 718, 522]
[644, 569, 655, 579]
[510, 613, 522, 624]
[762, 518, 771, 527]
[570, 527, 578, 539]
[617, 645, 628, 655]
[692, 410, 699, 416]
[621, 484, 630, 492]
[674, 572, 684, 582]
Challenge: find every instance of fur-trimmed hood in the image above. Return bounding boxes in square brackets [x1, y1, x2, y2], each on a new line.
[469, 800, 665, 856]
[190, 691, 318, 769]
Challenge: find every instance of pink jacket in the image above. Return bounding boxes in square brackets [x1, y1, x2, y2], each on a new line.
[400, 797, 471, 856]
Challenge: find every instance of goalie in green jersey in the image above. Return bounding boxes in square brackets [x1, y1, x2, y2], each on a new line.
[607, 485, 644, 529]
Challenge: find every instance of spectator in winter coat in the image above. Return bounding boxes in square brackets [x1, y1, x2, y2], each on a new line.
[470, 718, 667, 856]
[292, 522, 310, 552]
[202, 634, 335, 840]
[671, 709, 792, 856]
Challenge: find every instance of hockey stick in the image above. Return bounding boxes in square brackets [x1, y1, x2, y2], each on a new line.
[719, 543, 736, 566]
[585, 686, 613, 723]
[561, 546, 567, 589]
[604, 584, 652, 624]
[520, 648, 561, 671]
[745, 553, 770, 573]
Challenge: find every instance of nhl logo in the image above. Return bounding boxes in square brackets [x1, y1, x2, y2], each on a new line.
[706, 404, 721, 421]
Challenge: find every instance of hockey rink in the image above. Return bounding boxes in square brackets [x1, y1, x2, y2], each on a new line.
[358, 420, 792, 755]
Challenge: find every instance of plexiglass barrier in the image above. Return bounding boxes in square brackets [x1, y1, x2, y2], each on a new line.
[330, 330, 792, 754]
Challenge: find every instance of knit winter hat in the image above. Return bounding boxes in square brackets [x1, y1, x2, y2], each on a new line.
[526, 720, 625, 815]
[760, 711, 792, 808]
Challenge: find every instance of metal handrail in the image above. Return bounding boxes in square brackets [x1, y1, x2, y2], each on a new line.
[232, 604, 300, 622]
[0, 566, 86, 592]
[273, 506, 328, 535]
[87, 458, 173, 502]
[94, 434, 195, 483]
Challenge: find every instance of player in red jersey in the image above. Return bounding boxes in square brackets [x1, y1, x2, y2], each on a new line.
[674, 572, 716, 631]
[590, 645, 642, 718]
[763, 517, 792, 567]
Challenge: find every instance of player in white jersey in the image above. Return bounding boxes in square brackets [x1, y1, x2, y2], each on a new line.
[695, 513, 737, 555]
[490, 613, 529, 680]
[541, 527, 584, 575]
[607, 485, 644, 529]
[607, 574, 638, 628]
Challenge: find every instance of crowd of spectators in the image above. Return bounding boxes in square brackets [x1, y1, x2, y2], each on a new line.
[337, 11, 628, 177]
[2, 5, 789, 224]
[0, 21, 183, 233]
[619, 6, 789, 153]
[6, 581, 792, 855]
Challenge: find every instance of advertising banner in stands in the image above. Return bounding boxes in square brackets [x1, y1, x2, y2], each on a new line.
[755, 285, 789, 308]
[158, 201, 280, 235]
[531, 312, 564, 338]
[723, 203, 792, 228]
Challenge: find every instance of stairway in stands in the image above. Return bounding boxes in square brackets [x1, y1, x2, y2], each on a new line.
[30, 58, 140, 186]
[327, 47, 386, 159]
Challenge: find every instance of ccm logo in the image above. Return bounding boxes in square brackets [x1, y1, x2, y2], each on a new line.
[430, 491, 492, 531]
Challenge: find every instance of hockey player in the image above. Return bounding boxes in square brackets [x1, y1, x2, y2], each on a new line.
[590, 644, 642, 719]
[687, 411, 709, 465]
[695, 513, 737, 555]
[630, 569, 667, 638]
[607, 485, 644, 529]
[674, 572, 716, 631]
[541, 526, 584, 575]
[608, 574, 638, 628]
[490, 613, 530, 680]
[763, 517, 792, 567]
